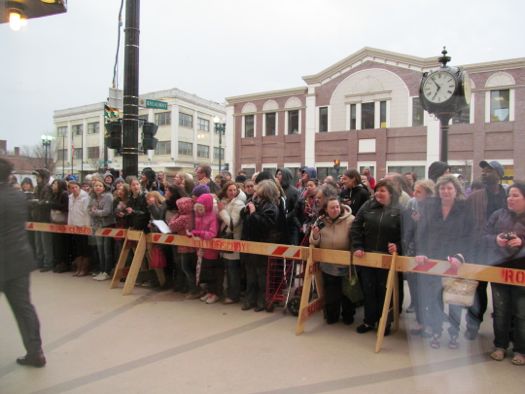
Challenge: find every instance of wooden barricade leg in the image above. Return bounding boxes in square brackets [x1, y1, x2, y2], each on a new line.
[110, 235, 133, 289]
[375, 253, 397, 353]
[393, 268, 400, 332]
[295, 247, 324, 335]
[122, 231, 147, 295]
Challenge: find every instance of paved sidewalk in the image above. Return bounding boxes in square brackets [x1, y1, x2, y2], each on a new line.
[1, 272, 524, 393]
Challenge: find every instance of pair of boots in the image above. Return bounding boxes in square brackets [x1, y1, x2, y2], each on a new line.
[72, 257, 90, 277]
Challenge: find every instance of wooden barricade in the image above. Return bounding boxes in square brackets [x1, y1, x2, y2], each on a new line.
[110, 230, 147, 295]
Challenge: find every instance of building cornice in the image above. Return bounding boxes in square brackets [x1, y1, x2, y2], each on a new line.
[226, 87, 307, 105]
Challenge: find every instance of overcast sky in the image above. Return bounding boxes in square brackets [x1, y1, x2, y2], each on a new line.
[1, 0, 523, 150]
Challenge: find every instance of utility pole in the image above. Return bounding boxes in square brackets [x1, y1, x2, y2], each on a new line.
[122, 0, 140, 178]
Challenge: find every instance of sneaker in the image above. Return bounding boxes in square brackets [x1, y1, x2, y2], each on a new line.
[94, 272, 110, 281]
[223, 297, 238, 304]
[200, 293, 211, 302]
[206, 294, 220, 304]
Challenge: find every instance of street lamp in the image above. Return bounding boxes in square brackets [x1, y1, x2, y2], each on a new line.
[213, 116, 225, 173]
[41, 134, 53, 169]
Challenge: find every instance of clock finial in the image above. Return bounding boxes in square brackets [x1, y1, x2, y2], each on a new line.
[439, 46, 451, 67]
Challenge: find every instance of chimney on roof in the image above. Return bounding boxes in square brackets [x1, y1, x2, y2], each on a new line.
[14, 147, 20, 156]
[0, 140, 6, 155]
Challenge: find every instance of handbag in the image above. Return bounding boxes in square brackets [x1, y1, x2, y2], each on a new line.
[442, 277, 479, 307]
[149, 246, 167, 269]
[50, 209, 67, 224]
[342, 263, 364, 304]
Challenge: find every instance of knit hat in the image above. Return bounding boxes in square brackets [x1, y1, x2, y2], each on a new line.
[301, 166, 317, 180]
[480, 160, 504, 179]
[192, 184, 210, 197]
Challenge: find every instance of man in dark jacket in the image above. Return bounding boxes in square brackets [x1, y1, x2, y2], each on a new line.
[276, 168, 301, 245]
[0, 158, 46, 367]
[465, 160, 508, 340]
[32, 168, 55, 272]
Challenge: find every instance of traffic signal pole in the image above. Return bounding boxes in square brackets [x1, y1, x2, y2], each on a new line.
[122, 0, 140, 178]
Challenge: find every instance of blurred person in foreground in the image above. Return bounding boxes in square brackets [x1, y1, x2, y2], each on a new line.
[0, 158, 46, 367]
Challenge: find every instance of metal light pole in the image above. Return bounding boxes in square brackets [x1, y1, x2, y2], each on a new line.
[122, 0, 140, 178]
[62, 131, 65, 178]
[41, 135, 53, 169]
[213, 117, 225, 173]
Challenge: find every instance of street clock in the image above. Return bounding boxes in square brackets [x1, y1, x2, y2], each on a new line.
[419, 48, 471, 161]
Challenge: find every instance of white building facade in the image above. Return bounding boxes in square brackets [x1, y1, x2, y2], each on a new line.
[53, 88, 227, 178]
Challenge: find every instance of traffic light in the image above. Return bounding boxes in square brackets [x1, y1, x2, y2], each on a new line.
[142, 122, 158, 153]
[104, 104, 119, 120]
[333, 159, 340, 169]
[104, 120, 122, 150]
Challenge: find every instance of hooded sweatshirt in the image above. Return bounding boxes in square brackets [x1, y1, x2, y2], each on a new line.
[168, 197, 195, 254]
[192, 193, 219, 260]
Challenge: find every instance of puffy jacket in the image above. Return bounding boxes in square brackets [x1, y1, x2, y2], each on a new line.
[483, 208, 525, 268]
[351, 198, 403, 255]
[168, 197, 194, 254]
[219, 192, 246, 260]
[68, 189, 90, 227]
[192, 193, 219, 260]
[310, 205, 354, 276]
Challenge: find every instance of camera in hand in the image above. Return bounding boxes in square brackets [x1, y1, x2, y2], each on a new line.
[315, 219, 326, 230]
[502, 232, 517, 240]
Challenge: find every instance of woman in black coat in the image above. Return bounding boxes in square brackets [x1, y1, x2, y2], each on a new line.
[415, 175, 474, 350]
[241, 179, 280, 311]
[49, 179, 70, 273]
[351, 179, 402, 335]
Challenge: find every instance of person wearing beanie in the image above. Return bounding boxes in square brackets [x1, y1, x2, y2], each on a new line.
[428, 161, 450, 183]
[191, 184, 210, 200]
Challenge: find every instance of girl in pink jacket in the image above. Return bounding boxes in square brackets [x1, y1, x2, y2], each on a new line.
[191, 193, 222, 304]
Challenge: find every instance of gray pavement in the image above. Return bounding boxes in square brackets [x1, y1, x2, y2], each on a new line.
[1, 271, 524, 393]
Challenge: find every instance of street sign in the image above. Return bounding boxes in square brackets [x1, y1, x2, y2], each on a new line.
[140, 99, 168, 110]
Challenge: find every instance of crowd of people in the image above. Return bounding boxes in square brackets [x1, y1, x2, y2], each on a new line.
[7, 160, 525, 366]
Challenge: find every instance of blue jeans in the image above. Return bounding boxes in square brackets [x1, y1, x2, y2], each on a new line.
[34, 231, 54, 269]
[492, 283, 525, 354]
[95, 236, 113, 274]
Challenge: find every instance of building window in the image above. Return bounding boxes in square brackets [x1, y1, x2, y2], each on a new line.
[197, 144, 209, 159]
[73, 149, 83, 160]
[350, 104, 357, 130]
[412, 97, 424, 126]
[178, 141, 193, 156]
[154, 141, 171, 155]
[213, 147, 224, 161]
[57, 149, 67, 161]
[265, 112, 276, 136]
[57, 126, 67, 137]
[361, 102, 374, 129]
[198, 117, 210, 132]
[319, 107, 328, 132]
[380, 101, 387, 128]
[155, 112, 171, 126]
[87, 146, 100, 159]
[179, 113, 193, 128]
[244, 115, 254, 138]
[288, 110, 299, 134]
[490, 89, 510, 122]
[139, 114, 149, 122]
[387, 165, 426, 181]
[72, 124, 83, 136]
[87, 122, 99, 134]
[452, 104, 470, 124]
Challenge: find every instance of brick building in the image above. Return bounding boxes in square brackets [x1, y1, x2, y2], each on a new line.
[226, 47, 524, 183]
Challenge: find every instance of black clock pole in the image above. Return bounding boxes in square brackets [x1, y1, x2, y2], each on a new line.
[438, 114, 451, 162]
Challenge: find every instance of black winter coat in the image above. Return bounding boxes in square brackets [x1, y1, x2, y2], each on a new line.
[415, 197, 474, 262]
[241, 199, 280, 243]
[483, 208, 525, 268]
[351, 198, 403, 254]
[0, 185, 35, 282]
[340, 184, 370, 216]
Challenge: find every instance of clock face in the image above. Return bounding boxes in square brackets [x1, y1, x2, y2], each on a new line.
[422, 70, 457, 104]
